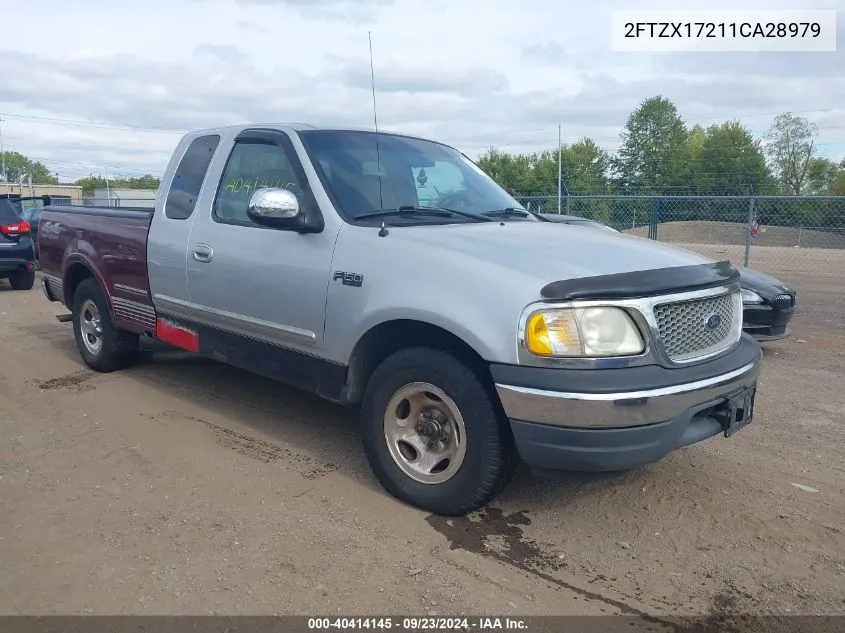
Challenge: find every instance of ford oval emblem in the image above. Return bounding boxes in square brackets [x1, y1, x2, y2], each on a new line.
[705, 313, 722, 330]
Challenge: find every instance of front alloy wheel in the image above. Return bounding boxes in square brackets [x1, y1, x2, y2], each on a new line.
[360, 346, 517, 516]
[383, 382, 467, 485]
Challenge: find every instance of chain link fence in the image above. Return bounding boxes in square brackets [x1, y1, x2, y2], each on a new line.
[515, 194, 845, 333]
[515, 194, 845, 263]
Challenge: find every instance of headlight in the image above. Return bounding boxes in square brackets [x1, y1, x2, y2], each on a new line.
[740, 288, 763, 304]
[525, 307, 645, 357]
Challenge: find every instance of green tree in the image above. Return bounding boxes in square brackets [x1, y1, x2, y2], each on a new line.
[561, 138, 610, 194]
[681, 124, 708, 192]
[477, 138, 610, 198]
[697, 120, 772, 195]
[830, 160, 845, 195]
[806, 157, 840, 194]
[1, 151, 58, 184]
[764, 113, 818, 194]
[527, 150, 559, 196]
[614, 95, 689, 194]
[475, 147, 536, 195]
[74, 174, 161, 196]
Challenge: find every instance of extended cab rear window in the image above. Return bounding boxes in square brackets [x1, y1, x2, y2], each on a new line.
[165, 134, 221, 220]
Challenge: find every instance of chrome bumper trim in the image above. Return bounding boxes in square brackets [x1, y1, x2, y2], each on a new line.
[495, 358, 761, 429]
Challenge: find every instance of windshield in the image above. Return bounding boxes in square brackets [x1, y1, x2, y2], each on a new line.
[298, 130, 529, 222]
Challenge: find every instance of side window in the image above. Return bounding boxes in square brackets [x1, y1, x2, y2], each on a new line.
[164, 134, 221, 220]
[213, 140, 307, 226]
[412, 161, 467, 207]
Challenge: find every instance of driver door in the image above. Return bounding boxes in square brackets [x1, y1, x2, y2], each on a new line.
[185, 129, 339, 357]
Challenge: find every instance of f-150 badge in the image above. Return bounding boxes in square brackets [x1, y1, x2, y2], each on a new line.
[333, 271, 364, 287]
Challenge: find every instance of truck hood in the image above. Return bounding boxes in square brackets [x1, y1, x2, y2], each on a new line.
[392, 220, 714, 285]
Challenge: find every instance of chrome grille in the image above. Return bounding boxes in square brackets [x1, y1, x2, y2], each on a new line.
[653, 291, 742, 362]
[773, 294, 794, 309]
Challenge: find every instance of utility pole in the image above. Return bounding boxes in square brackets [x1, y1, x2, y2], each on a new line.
[557, 124, 562, 214]
[0, 116, 6, 183]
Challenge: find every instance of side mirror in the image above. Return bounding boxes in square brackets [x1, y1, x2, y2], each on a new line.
[247, 188, 300, 225]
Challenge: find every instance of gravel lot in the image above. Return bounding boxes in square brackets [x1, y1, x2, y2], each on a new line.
[1, 249, 843, 621]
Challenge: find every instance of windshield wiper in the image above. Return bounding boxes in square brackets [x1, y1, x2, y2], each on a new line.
[481, 207, 530, 219]
[356, 205, 491, 222]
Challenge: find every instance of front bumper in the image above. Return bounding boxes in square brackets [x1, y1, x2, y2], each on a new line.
[742, 302, 794, 341]
[492, 334, 762, 473]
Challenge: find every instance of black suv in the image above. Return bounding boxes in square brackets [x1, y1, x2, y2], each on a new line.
[0, 197, 36, 290]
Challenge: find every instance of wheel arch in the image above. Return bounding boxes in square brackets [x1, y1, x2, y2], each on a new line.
[62, 257, 112, 316]
[342, 318, 496, 406]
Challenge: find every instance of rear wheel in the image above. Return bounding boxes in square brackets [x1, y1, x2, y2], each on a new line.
[72, 278, 139, 372]
[360, 346, 517, 516]
[8, 268, 35, 290]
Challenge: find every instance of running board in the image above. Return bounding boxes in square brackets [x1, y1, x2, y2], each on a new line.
[55, 313, 73, 323]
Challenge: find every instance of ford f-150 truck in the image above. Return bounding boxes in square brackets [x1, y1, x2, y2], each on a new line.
[38, 124, 762, 515]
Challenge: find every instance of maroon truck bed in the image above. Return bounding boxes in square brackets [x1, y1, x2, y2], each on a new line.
[38, 205, 157, 335]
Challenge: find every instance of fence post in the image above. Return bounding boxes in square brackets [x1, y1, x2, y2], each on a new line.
[648, 198, 659, 240]
[743, 195, 754, 267]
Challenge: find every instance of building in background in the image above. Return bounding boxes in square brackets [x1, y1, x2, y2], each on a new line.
[91, 187, 158, 208]
[0, 182, 83, 201]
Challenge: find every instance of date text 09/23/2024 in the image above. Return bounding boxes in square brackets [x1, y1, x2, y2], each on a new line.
[307, 617, 527, 630]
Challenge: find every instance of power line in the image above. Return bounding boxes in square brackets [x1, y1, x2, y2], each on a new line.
[0, 112, 186, 134]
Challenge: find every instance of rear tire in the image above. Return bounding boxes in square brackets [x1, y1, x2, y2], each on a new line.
[72, 278, 139, 372]
[360, 346, 517, 516]
[9, 268, 35, 290]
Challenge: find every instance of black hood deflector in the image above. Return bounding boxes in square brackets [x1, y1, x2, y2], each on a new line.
[540, 260, 740, 301]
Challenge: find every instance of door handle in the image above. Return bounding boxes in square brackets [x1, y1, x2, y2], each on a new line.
[191, 244, 214, 263]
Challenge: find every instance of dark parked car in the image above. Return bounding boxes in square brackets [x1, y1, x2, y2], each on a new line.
[0, 197, 37, 290]
[537, 213, 796, 341]
[2, 194, 72, 261]
[734, 267, 797, 340]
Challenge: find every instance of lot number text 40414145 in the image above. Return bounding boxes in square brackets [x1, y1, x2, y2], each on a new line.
[307, 617, 529, 631]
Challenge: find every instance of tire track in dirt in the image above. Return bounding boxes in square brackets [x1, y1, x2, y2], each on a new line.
[143, 410, 337, 480]
[35, 370, 100, 393]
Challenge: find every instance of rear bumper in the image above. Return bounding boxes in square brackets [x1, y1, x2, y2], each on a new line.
[492, 335, 762, 473]
[0, 257, 35, 273]
[0, 238, 35, 271]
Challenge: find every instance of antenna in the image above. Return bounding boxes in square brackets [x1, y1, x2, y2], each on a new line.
[368, 31, 386, 219]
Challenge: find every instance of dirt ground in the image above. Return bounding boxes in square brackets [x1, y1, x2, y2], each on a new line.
[1, 249, 843, 621]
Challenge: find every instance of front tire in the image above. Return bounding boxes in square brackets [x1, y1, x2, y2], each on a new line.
[8, 268, 35, 290]
[360, 347, 516, 515]
[72, 278, 139, 372]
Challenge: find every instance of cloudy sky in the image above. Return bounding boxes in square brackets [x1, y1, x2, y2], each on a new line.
[1, 0, 843, 182]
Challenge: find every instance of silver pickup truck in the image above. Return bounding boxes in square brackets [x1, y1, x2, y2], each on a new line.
[38, 124, 763, 515]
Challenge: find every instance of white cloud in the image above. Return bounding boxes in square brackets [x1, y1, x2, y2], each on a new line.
[0, 0, 843, 182]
